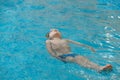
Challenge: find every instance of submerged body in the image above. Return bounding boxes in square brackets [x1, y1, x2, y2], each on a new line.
[46, 29, 112, 72]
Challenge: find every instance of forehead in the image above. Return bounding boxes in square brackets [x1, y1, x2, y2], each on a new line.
[49, 29, 60, 36]
[49, 30, 59, 34]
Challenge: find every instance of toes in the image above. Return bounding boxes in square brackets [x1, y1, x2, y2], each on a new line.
[104, 64, 112, 70]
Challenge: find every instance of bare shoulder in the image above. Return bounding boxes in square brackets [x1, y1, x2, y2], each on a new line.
[62, 39, 70, 43]
[63, 39, 70, 42]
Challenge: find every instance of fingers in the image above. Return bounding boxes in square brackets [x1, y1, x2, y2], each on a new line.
[90, 47, 96, 53]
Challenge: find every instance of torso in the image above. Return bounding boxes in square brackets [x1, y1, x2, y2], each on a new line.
[50, 39, 71, 56]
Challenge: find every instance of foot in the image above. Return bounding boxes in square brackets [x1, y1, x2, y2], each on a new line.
[99, 64, 112, 72]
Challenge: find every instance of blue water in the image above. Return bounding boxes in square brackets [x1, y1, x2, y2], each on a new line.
[0, 0, 120, 80]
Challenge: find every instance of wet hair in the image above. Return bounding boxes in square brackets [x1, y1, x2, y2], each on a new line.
[46, 32, 50, 38]
[46, 29, 61, 39]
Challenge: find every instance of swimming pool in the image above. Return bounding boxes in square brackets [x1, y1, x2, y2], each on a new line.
[0, 0, 120, 80]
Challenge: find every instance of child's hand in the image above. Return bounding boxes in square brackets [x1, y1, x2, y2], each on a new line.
[89, 47, 96, 53]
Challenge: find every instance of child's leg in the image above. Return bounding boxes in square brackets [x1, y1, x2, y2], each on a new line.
[74, 56, 112, 71]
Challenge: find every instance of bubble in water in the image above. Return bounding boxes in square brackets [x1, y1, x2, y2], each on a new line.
[99, 43, 103, 46]
[108, 55, 114, 58]
[106, 40, 110, 43]
[106, 33, 113, 38]
[103, 55, 107, 58]
[118, 16, 120, 19]
[110, 16, 114, 18]
[104, 26, 108, 30]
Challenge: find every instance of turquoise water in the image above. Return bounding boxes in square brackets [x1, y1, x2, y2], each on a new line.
[0, 0, 120, 80]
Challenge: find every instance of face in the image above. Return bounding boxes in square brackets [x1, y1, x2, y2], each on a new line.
[46, 29, 61, 39]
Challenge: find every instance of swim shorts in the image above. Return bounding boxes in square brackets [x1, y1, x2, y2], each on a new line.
[58, 53, 78, 59]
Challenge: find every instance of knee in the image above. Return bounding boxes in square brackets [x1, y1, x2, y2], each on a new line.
[75, 56, 85, 60]
[75, 56, 88, 62]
